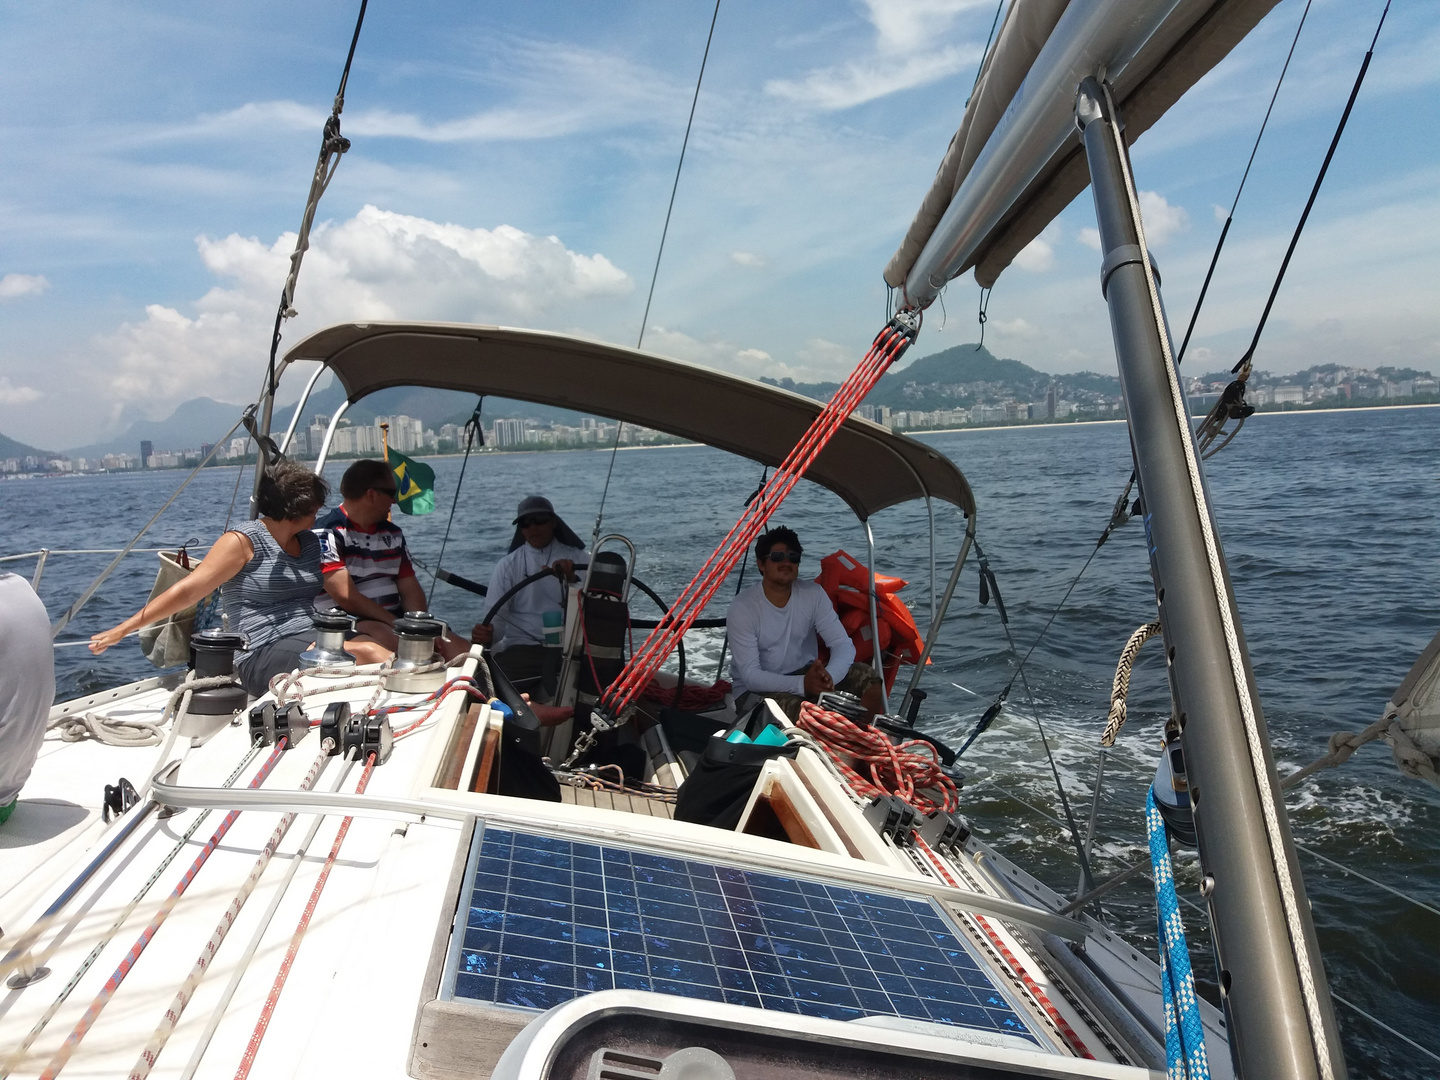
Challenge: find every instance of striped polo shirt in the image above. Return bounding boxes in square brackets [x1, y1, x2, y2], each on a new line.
[314, 505, 415, 615]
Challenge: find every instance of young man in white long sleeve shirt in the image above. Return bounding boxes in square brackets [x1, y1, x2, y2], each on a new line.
[727, 526, 881, 721]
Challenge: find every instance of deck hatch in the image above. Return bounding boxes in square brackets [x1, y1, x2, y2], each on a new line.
[441, 826, 1038, 1043]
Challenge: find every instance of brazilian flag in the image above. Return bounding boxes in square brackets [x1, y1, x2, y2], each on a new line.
[387, 448, 436, 516]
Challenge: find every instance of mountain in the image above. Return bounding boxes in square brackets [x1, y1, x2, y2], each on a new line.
[763, 344, 1122, 410]
[0, 431, 54, 460]
[60, 383, 603, 458]
[64, 397, 248, 458]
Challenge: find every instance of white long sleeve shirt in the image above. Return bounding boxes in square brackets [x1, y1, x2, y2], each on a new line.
[485, 539, 588, 652]
[726, 579, 856, 699]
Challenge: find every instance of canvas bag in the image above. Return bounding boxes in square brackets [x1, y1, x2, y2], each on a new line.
[138, 549, 208, 669]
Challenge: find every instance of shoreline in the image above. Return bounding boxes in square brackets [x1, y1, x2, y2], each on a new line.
[9, 401, 1437, 479]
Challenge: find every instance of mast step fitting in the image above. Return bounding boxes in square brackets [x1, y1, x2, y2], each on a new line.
[918, 809, 971, 853]
[319, 701, 393, 765]
[248, 701, 311, 749]
[864, 794, 919, 846]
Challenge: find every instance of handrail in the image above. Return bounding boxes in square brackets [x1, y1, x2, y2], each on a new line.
[2, 547, 213, 563]
[150, 761, 1088, 941]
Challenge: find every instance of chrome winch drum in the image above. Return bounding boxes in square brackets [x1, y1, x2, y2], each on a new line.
[300, 608, 356, 671]
[384, 612, 446, 693]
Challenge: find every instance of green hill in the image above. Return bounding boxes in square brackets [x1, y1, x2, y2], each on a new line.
[763, 343, 1121, 411]
[0, 431, 54, 460]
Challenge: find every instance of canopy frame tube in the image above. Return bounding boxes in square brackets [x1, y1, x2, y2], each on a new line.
[277, 363, 329, 456]
[313, 400, 353, 475]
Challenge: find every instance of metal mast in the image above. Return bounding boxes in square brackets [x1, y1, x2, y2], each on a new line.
[1074, 77, 1345, 1080]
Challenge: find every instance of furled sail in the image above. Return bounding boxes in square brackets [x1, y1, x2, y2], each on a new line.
[1382, 628, 1440, 787]
[885, 0, 1283, 303]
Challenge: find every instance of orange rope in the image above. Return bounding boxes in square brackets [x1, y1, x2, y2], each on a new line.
[795, 700, 956, 814]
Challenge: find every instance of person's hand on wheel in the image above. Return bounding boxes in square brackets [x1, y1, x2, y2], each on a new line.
[549, 559, 577, 582]
[470, 623, 494, 646]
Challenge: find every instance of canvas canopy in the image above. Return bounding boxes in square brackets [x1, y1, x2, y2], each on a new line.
[885, 0, 1283, 294]
[281, 322, 975, 521]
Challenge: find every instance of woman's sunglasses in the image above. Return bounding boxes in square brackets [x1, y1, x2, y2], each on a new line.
[519, 515, 554, 528]
[764, 550, 803, 564]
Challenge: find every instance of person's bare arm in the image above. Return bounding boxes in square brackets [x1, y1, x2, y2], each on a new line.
[323, 568, 399, 625]
[89, 532, 252, 653]
[397, 573, 428, 616]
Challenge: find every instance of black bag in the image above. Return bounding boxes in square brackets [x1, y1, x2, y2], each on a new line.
[485, 656, 561, 802]
[673, 704, 797, 829]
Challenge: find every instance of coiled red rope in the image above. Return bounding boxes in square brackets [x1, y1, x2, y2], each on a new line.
[640, 678, 731, 711]
[795, 700, 957, 815]
[600, 316, 918, 720]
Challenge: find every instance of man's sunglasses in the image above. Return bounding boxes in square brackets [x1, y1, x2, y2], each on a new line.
[519, 515, 554, 528]
[371, 486, 399, 497]
[763, 550, 802, 564]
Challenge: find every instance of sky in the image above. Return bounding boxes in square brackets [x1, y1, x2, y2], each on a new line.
[1, 0, 1436, 450]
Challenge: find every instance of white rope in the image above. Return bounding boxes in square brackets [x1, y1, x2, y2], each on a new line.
[1103, 85, 1334, 1080]
[1101, 621, 1162, 748]
[48, 713, 165, 747]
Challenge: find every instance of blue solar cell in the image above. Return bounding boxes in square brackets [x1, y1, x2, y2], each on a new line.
[446, 827, 1037, 1045]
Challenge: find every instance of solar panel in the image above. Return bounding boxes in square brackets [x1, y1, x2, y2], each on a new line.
[442, 826, 1038, 1043]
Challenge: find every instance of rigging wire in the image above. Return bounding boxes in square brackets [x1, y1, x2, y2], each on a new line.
[261, 0, 369, 407]
[1233, 0, 1391, 378]
[592, 0, 721, 548]
[968, 539, 1099, 894]
[429, 396, 484, 605]
[965, 0, 1006, 107]
[1194, 0, 1392, 461]
[1175, 0, 1314, 365]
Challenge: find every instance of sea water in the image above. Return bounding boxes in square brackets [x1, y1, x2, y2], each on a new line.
[6, 405, 1437, 1078]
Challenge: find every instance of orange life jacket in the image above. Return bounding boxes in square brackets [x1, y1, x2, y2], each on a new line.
[815, 551, 926, 692]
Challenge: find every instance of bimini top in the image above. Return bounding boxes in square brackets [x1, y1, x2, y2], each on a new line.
[282, 322, 975, 521]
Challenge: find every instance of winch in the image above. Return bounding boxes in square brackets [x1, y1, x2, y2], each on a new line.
[186, 628, 249, 716]
[383, 611, 446, 693]
[301, 608, 356, 670]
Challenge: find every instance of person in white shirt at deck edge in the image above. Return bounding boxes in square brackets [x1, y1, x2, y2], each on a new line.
[471, 496, 588, 696]
[727, 526, 882, 722]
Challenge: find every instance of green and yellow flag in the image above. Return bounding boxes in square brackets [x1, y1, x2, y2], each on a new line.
[387, 447, 435, 516]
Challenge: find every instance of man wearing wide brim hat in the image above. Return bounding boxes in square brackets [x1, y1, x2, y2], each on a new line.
[472, 496, 588, 696]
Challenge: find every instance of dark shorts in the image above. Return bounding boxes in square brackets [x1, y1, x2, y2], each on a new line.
[491, 645, 546, 694]
[237, 632, 313, 698]
[734, 662, 883, 723]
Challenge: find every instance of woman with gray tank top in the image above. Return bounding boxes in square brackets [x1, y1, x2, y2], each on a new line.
[90, 461, 391, 696]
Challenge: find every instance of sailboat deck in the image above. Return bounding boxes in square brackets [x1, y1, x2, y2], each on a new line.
[559, 785, 676, 818]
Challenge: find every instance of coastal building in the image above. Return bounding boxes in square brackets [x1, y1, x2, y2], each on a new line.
[140, 440, 152, 468]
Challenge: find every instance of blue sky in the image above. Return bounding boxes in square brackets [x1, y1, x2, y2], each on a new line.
[1, 0, 1435, 449]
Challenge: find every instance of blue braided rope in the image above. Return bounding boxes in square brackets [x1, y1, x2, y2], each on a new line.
[1147, 789, 1212, 1080]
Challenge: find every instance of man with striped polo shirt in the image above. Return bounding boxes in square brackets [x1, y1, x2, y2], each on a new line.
[316, 459, 468, 659]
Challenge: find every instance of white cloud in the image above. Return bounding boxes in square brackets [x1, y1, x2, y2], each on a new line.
[988, 317, 1039, 339]
[1212, 204, 1228, 225]
[765, 0, 985, 109]
[1138, 191, 1189, 247]
[729, 251, 766, 269]
[0, 377, 42, 405]
[97, 205, 632, 414]
[796, 338, 855, 373]
[137, 42, 676, 146]
[1077, 227, 1103, 252]
[0, 273, 50, 299]
[643, 326, 808, 382]
[1013, 237, 1054, 273]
